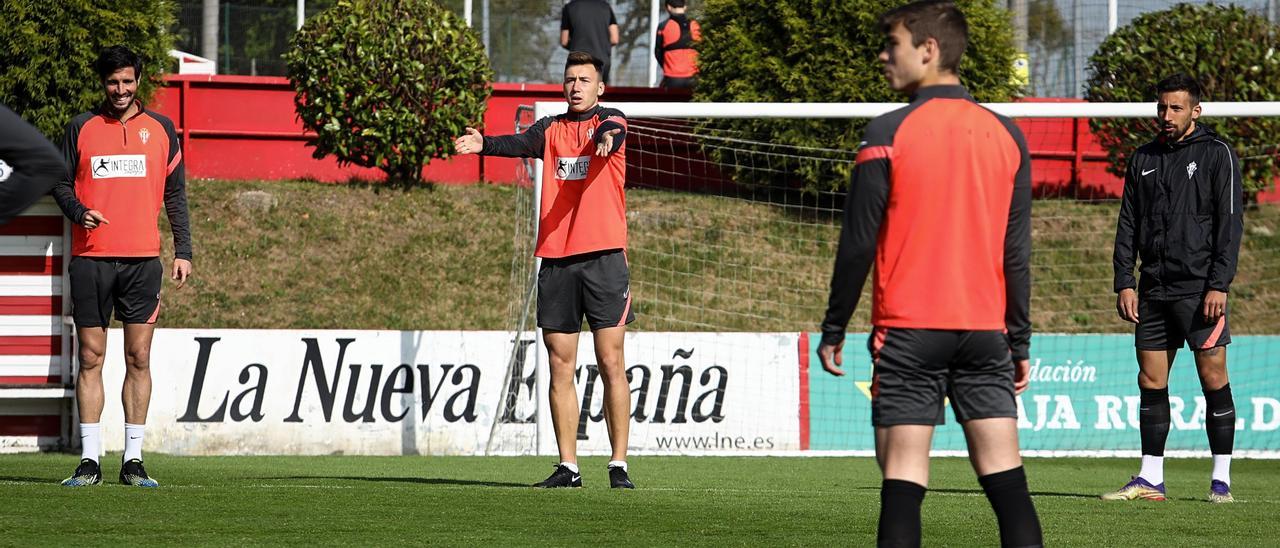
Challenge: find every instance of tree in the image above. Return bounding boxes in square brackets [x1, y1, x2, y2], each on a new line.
[695, 0, 1020, 193]
[1085, 3, 1280, 200]
[0, 1, 174, 139]
[286, 0, 493, 187]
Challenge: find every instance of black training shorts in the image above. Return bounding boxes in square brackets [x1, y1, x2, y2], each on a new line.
[537, 249, 634, 332]
[69, 256, 163, 327]
[1136, 295, 1231, 351]
[868, 327, 1017, 426]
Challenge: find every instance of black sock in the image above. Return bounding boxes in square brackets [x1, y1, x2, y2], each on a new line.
[879, 479, 926, 548]
[1140, 387, 1171, 457]
[978, 466, 1043, 548]
[1204, 383, 1236, 455]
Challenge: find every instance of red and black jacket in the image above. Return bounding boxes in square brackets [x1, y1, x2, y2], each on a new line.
[654, 14, 700, 79]
[822, 85, 1033, 360]
[481, 105, 628, 258]
[52, 103, 192, 260]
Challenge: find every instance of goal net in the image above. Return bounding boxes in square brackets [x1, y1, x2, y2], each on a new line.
[488, 101, 1280, 458]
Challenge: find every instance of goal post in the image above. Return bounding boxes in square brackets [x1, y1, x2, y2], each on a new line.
[486, 100, 1280, 458]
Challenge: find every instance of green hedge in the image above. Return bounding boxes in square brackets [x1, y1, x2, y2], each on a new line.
[695, 0, 1020, 194]
[0, 1, 174, 139]
[1086, 3, 1280, 200]
[286, 0, 492, 187]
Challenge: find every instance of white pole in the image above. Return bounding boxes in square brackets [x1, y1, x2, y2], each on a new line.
[648, 0, 661, 87]
[1107, 0, 1118, 34]
[202, 0, 219, 64]
[464, 0, 473, 27]
[534, 100, 1280, 119]
[296, 0, 305, 30]
[532, 102, 551, 457]
[482, 0, 490, 52]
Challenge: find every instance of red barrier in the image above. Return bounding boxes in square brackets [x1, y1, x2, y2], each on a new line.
[154, 75, 689, 184]
[152, 75, 1277, 202]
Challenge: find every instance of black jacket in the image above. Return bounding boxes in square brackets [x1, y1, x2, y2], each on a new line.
[0, 103, 66, 223]
[1113, 124, 1243, 300]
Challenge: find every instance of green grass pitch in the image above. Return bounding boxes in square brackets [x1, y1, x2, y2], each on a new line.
[0, 454, 1273, 545]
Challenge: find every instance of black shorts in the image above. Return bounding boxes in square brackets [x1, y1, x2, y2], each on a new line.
[661, 76, 697, 89]
[1136, 296, 1231, 351]
[69, 256, 163, 327]
[868, 327, 1017, 426]
[537, 249, 634, 332]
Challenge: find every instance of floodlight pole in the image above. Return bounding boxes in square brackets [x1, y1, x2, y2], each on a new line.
[202, 0, 218, 68]
[1107, 0, 1118, 34]
[296, 0, 305, 29]
[464, 0, 473, 26]
[648, 0, 661, 87]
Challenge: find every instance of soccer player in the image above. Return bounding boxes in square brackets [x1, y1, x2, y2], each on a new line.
[0, 104, 67, 222]
[53, 45, 193, 488]
[1103, 73, 1243, 504]
[816, 2, 1042, 546]
[453, 51, 635, 489]
[654, 0, 701, 89]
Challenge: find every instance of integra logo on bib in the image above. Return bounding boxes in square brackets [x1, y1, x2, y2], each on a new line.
[555, 156, 591, 181]
[91, 155, 147, 179]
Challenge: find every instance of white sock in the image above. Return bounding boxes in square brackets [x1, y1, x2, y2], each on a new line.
[124, 423, 145, 462]
[608, 460, 628, 472]
[559, 461, 579, 474]
[1138, 455, 1164, 485]
[1212, 454, 1232, 485]
[79, 423, 101, 463]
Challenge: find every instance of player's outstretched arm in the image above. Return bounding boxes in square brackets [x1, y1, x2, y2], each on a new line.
[0, 105, 66, 224]
[455, 118, 551, 159]
[453, 127, 485, 155]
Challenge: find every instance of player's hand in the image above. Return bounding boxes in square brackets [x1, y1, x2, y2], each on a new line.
[1203, 290, 1227, 323]
[1013, 358, 1031, 395]
[82, 210, 108, 229]
[453, 127, 483, 155]
[818, 340, 845, 377]
[1116, 288, 1139, 323]
[172, 258, 192, 289]
[595, 128, 622, 157]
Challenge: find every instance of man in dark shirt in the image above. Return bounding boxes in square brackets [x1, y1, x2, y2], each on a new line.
[561, 0, 619, 83]
[817, 2, 1042, 546]
[1103, 73, 1243, 504]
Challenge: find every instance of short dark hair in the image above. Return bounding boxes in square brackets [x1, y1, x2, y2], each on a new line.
[666, 0, 686, 7]
[1156, 73, 1203, 104]
[95, 45, 143, 81]
[879, 0, 968, 74]
[565, 51, 604, 78]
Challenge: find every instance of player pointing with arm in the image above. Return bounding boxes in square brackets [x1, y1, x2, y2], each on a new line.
[55, 46, 192, 488]
[455, 51, 634, 489]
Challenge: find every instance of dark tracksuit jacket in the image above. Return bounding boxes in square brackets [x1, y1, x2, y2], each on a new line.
[0, 103, 66, 223]
[1113, 124, 1243, 300]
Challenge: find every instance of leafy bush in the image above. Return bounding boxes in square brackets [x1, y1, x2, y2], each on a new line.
[0, 1, 174, 138]
[286, 0, 492, 187]
[1086, 3, 1280, 200]
[695, 0, 1020, 194]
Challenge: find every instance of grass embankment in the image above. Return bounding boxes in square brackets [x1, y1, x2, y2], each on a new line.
[159, 180, 1280, 332]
